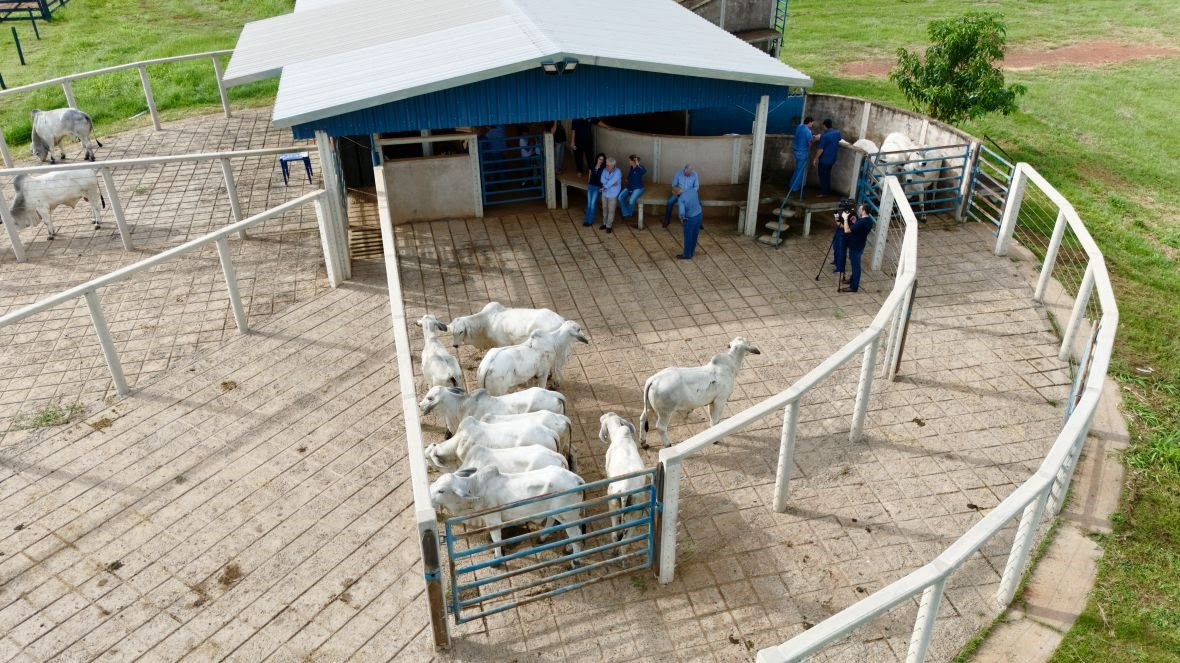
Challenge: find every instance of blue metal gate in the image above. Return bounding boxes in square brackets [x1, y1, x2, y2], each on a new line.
[965, 144, 1015, 228]
[478, 132, 546, 206]
[857, 143, 972, 221]
[443, 468, 658, 624]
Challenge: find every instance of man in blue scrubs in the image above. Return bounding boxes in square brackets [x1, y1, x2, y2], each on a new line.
[676, 188, 703, 260]
[841, 203, 875, 293]
[664, 164, 699, 228]
[813, 119, 843, 197]
[788, 116, 817, 198]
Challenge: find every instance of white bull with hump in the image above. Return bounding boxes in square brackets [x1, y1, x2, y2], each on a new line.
[7, 170, 105, 239]
[31, 108, 103, 163]
[639, 337, 761, 448]
[419, 385, 566, 436]
[448, 301, 565, 350]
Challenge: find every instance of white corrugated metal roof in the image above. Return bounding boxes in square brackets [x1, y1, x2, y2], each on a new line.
[225, 0, 812, 128]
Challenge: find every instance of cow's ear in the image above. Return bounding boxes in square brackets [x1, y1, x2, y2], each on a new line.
[625, 420, 636, 435]
[456, 467, 477, 478]
[447, 386, 465, 395]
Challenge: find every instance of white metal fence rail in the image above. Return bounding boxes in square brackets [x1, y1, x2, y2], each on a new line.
[0, 190, 327, 396]
[755, 162, 1117, 662]
[657, 175, 921, 585]
[0, 50, 234, 168]
[0, 146, 322, 265]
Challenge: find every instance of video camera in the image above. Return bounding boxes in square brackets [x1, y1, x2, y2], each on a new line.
[834, 198, 855, 223]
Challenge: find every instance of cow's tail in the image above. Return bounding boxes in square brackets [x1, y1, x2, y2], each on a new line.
[556, 392, 567, 415]
[101, 194, 107, 209]
[13, 174, 28, 189]
[640, 377, 653, 433]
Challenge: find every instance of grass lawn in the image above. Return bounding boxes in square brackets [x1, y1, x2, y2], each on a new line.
[0, 0, 293, 149]
[781, 1, 1180, 661]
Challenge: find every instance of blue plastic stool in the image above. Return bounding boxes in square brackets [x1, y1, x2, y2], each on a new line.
[279, 152, 313, 185]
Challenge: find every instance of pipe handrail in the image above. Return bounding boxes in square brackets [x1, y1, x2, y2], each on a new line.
[0, 145, 312, 176]
[0, 50, 233, 98]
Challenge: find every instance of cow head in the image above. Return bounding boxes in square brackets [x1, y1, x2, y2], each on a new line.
[729, 337, 761, 356]
[430, 471, 479, 514]
[559, 320, 589, 344]
[449, 317, 470, 348]
[417, 314, 447, 334]
[599, 412, 635, 443]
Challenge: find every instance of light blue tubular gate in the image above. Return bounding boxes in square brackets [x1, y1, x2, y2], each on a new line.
[966, 143, 1015, 228]
[858, 143, 972, 221]
[442, 468, 659, 625]
[479, 132, 547, 206]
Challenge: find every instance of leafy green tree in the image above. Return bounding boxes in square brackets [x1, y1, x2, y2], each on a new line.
[890, 12, 1027, 124]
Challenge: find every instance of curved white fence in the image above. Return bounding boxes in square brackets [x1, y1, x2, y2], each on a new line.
[755, 162, 1117, 662]
[0, 50, 234, 168]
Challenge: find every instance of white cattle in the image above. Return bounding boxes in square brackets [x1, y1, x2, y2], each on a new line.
[479, 411, 571, 443]
[416, 314, 463, 389]
[639, 337, 761, 448]
[456, 441, 568, 475]
[852, 138, 880, 155]
[878, 132, 918, 181]
[31, 108, 102, 163]
[7, 170, 104, 239]
[424, 415, 561, 471]
[599, 413, 648, 543]
[419, 386, 566, 435]
[477, 321, 589, 395]
[430, 466, 585, 561]
[448, 302, 565, 350]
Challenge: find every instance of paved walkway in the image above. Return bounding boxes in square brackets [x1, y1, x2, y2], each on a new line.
[0, 108, 327, 439]
[1, 197, 1070, 661]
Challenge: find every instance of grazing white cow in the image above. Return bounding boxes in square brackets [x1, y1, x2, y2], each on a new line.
[419, 386, 566, 436]
[424, 415, 561, 471]
[599, 413, 648, 543]
[416, 314, 463, 389]
[455, 440, 568, 475]
[31, 108, 102, 163]
[477, 321, 589, 395]
[639, 337, 761, 448]
[8, 170, 104, 239]
[448, 302, 565, 350]
[430, 465, 585, 562]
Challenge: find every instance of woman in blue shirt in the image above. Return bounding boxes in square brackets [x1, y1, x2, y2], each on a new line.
[619, 155, 647, 220]
[584, 153, 606, 226]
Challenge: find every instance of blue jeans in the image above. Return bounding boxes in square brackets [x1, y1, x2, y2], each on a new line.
[848, 248, 864, 291]
[682, 213, 703, 257]
[833, 227, 847, 273]
[584, 185, 601, 224]
[663, 194, 680, 225]
[789, 150, 809, 194]
[818, 160, 835, 195]
[619, 187, 644, 218]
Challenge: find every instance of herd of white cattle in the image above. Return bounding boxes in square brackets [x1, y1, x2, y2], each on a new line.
[416, 301, 760, 562]
[5, 107, 107, 240]
[846, 131, 963, 209]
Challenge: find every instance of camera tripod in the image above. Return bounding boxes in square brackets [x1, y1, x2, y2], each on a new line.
[814, 226, 849, 290]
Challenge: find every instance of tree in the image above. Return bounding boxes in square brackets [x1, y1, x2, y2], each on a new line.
[890, 12, 1027, 124]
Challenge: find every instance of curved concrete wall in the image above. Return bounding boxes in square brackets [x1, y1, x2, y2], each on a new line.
[592, 124, 755, 185]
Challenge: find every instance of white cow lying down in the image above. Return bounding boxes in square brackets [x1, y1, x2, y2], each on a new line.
[640, 337, 761, 448]
[8, 170, 104, 239]
[449, 302, 565, 350]
[419, 386, 566, 436]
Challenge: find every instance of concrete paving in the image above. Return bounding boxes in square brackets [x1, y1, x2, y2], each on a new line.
[1, 175, 1075, 662]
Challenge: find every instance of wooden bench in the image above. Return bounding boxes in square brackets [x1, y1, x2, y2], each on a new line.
[558, 174, 786, 231]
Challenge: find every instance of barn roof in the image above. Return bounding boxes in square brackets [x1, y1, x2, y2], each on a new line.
[223, 0, 812, 130]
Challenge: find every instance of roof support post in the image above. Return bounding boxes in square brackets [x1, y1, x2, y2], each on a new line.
[743, 94, 770, 237]
[316, 130, 350, 286]
[420, 129, 433, 157]
[543, 131, 556, 209]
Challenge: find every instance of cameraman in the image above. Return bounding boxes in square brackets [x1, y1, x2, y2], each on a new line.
[840, 203, 875, 293]
[832, 199, 853, 278]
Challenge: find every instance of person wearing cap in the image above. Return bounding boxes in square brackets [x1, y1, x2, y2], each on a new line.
[788, 116, 817, 198]
[663, 164, 699, 228]
[599, 157, 622, 233]
[812, 118, 843, 197]
[675, 187, 704, 259]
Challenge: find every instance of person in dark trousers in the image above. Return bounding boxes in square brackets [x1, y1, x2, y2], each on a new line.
[813, 119, 843, 197]
[664, 164, 699, 227]
[788, 116, 817, 198]
[584, 153, 606, 226]
[619, 155, 647, 219]
[570, 118, 597, 175]
[548, 120, 567, 173]
[676, 187, 704, 259]
[840, 203, 875, 292]
[832, 200, 851, 279]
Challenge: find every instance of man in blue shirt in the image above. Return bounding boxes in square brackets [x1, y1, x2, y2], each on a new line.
[788, 117, 817, 198]
[664, 164, 699, 228]
[812, 119, 843, 197]
[676, 187, 704, 260]
[840, 203, 875, 292]
[619, 155, 647, 219]
[599, 157, 623, 233]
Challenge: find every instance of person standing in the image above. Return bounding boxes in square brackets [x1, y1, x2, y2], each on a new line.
[813, 119, 843, 197]
[840, 203, 875, 293]
[675, 187, 704, 260]
[570, 118, 597, 176]
[832, 203, 850, 279]
[548, 120, 567, 173]
[619, 155, 647, 220]
[584, 153, 606, 227]
[599, 157, 622, 233]
[663, 164, 699, 228]
[788, 116, 817, 198]
[517, 125, 539, 187]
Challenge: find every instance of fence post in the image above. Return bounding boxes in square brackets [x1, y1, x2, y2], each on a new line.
[0, 187, 28, 263]
[1034, 210, 1067, 302]
[314, 130, 351, 283]
[995, 165, 1027, 256]
[138, 66, 162, 131]
[98, 168, 133, 251]
[215, 237, 249, 333]
[84, 289, 129, 396]
[870, 178, 894, 271]
[849, 333, 881, 442]
[995, 486, 1050, 607]
[1047, 410, 1093, 516]
[772, 399, 801, 512]
[314, 197, 346, 288]
[543, 131, 556, 209]
[61, 80, 77, 107]
[888, 279, 917, 381]
[905, 577, 947, 663]
[956, 141, 980, 220]
[210, 55, 233, 119]
[218, 157, 248, 240]
[1059, 261, 1095, 361]
[0, 129, 12, 168]
[657, 455, 682, 585]
[420, 523, 451, 649]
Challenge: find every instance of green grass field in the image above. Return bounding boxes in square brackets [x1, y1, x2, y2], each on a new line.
[781, 1, 1180, 661]
[0, 0, 293, 148]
